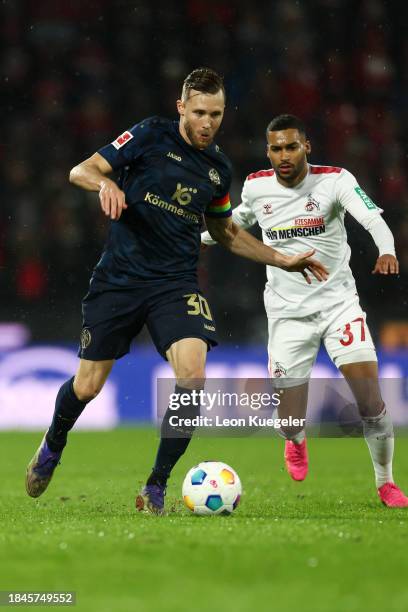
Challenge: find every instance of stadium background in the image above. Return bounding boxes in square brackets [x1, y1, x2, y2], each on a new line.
[1, 0, 408, 428]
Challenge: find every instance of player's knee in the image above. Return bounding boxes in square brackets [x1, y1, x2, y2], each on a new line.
[176, 364, 206, 388]
[74, 377, 105, 402]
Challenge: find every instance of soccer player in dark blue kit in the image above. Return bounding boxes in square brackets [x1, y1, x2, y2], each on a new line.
[26, 68, 328, 513]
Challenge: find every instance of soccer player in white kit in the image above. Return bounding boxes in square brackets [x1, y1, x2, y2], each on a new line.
[202, 114, 407, 507]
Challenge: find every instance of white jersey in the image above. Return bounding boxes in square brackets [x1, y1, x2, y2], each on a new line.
[238, 164, 387, 318]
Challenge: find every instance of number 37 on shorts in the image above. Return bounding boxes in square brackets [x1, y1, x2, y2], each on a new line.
[337, 317, 366, 346]
[329, 308, 376, 365]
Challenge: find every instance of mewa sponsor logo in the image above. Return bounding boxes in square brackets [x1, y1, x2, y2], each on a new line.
[354, 187, 378, 210]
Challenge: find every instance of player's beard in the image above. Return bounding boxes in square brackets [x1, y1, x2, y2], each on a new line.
[184, 120, 212, 149]
[276, 160, 306, 185]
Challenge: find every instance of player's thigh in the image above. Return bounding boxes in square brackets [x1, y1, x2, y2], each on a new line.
[267, 315, 320, 385]
[166, 338, 207, 388]
[323, 299, 377, 370]
[74, 358, 114, 400]
[79, 286, 145, 361]
[323, 300, 381, 416]
[146, 286, 217, 365]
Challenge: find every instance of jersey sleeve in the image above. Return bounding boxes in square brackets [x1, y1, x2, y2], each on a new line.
[97, 119, 152, 171]
[335, 169, 384, 226]
[233, 179, 257, 228]
[335, 169, 395, 256]
[204, 166, 232, 219]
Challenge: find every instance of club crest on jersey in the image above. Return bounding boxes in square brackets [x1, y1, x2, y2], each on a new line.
[112, 130, 133, 150]
[263, 203, 273, 215]
[305, 193, 320, 212]
[272, 362, 287, 378]
[209, 168, 221, 185]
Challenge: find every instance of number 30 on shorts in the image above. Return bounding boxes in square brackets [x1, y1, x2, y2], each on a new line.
[338, 317, 366, 346]
[183, 293, 213, 321]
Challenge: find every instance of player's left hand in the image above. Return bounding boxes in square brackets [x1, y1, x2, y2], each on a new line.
[281, 249, 329, 284]
[372, 254, 399, 275]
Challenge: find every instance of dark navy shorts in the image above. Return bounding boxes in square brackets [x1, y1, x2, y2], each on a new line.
[77, 280, 218, 361]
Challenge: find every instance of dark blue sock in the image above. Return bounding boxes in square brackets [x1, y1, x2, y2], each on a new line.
[46, 377, 89, 451]
[147, 385, 200, 486]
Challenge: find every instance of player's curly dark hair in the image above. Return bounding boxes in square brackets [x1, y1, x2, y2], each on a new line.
[266, 114, 306, 140]
[182, 67, 225, 101]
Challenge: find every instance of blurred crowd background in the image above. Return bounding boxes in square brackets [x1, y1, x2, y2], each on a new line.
[1, 0, 408, 348]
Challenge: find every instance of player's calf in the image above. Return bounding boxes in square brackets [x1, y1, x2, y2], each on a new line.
[25, 374, 95, 498]
[138, 385, 201, 513]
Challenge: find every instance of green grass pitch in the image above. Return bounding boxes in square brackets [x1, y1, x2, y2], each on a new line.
[1, 429, 408, 612]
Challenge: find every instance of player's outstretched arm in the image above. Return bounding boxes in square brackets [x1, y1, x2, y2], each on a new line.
[202, 202, 256, 246]
[69, 152, 128, 220]
[205, 216, 329, 284]
[334, 169, 399, 276]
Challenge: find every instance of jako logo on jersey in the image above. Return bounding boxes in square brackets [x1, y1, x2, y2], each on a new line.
[112, 131, 133, 150]
[273, 362, 287, 377]
[263, 203, 273, 215]
[305, 194, 320, 211]
[172, 183, 198, 206]
[204, 323, 216, 332]
[167, 151, 182, 162]
[209, 168, 221, 185]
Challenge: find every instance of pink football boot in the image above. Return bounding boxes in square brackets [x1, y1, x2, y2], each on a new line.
[378, 483, 408, 508]
[284, 438, 308, 481]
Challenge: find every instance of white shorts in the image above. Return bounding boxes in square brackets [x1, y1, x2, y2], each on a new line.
[267, 297, 377, 385]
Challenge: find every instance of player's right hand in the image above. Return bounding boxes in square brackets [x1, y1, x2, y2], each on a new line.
[99, 179, 128, 220]
[282, 249, 329, 284]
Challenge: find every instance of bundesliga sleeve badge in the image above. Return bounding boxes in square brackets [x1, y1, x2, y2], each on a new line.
[112, 131, 133, 150]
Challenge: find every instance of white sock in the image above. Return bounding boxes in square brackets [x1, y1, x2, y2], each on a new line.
[279, 428, 305, 444]
[292, 429, 305, 444]
[362, 407, 394, 488]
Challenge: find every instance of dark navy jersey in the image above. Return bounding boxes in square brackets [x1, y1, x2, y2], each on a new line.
[93, 116, 232, 287]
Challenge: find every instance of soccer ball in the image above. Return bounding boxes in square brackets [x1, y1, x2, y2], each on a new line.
[182, 461, 242, 515]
